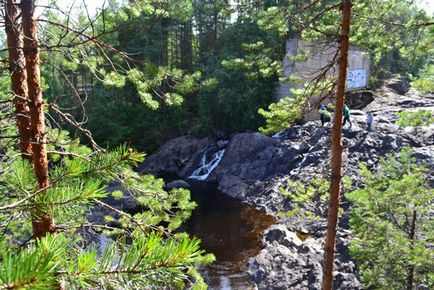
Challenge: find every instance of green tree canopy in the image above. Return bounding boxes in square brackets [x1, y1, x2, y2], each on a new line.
[346, 148, 433, 289]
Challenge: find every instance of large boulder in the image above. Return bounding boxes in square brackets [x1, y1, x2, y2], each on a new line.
[249, 223, 360, 290]
[209, 132, 301, 198]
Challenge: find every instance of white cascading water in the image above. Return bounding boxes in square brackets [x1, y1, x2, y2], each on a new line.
[189, 148, 225, 181]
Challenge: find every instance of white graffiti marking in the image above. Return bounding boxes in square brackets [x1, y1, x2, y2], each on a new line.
[347, 69, 368, 89]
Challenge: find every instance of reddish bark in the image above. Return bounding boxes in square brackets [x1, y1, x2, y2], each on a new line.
[321, 1, 352, 289]
[21, 0, 55, 237]
[4, 0, 32, 159]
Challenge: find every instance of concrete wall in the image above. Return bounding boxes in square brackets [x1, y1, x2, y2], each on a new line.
[276, 38, 370, 100]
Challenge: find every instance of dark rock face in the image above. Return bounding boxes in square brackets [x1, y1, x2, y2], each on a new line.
[345, 90, 374, 109]
[249, 223, 359, 290]
[138, 136, 214, 177]
[385, 76, 410, 95]
[209, 132, 300, 198]
[164, 179, 191, 190]
[139, 77, 434, 289]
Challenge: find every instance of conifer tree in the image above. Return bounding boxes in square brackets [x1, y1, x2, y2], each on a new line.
[4, 0, 32, 159]
[321, 1, 351, 289]
[346, 148, 433, 290]
[22, 0, 55, 238]
[0, 1, 213, 288]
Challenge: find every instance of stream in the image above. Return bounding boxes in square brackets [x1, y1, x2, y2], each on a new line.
[157, 147, 275, 289]
[179, 180, 275, 289]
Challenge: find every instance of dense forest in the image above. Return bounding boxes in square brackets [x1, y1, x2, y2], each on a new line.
[25, 0, 432, 151]
[0, 0, 433, 289]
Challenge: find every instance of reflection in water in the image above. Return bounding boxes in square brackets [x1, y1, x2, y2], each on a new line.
[180, 180, 275, 289]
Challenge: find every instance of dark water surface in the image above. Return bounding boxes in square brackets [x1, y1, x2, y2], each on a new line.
[179, 180, 275, 289]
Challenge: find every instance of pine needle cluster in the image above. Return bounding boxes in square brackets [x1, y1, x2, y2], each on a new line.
[0, 127, 214, 289]
[346, 148, 433, 289]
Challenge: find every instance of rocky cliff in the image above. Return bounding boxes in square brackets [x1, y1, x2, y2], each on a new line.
[139, 78, 434, 289]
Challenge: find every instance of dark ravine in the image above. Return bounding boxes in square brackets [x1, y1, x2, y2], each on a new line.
[139, 78, 434, 289]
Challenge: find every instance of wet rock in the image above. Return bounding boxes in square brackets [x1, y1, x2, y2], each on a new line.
[265, 225, 303, 248]
[217, 175, 249, 200]
[164, 179, 191, 190]
[216, 140, 229, 149]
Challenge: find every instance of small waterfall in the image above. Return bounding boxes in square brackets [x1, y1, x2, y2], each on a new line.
[189, 148, 225, 181]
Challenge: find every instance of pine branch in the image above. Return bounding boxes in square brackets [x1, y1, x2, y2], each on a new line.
[0, 135, 19, 139]
[0, 146, 139, 211]
[92, 199, 153, 233]
[48, 104, 101, 152]
[46, 150, 91, 161]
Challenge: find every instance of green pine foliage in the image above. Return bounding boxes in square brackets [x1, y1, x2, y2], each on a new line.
[259, 80, 333, 135]
[412, 64, 434, 94]
[397, 109, 434, 128]
[0, 234, 68, 290]
[258, 91, 306, 135]
[0, 127, 214, 289]
[0, 7, 216, 287]
[278, 176, 351, 220]
[278, 177, 330, 220]
[346, 148, 434, 289]
[40, 3, 203, 150]
[0, 232, 213, 289]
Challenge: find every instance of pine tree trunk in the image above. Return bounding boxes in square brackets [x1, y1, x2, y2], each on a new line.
[181, 21, 193, 71]
[406, 209, 417, 290]
[321, 1, 352, 289]
[5, 0, 32, 159]
[21, 0, 55, 238]
[213, 4, 218, 50]
[160, 18, 170, 66]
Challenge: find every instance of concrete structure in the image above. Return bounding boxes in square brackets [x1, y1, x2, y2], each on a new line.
[276, 38, 370, 100]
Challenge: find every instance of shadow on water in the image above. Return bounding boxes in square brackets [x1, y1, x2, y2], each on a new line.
[175, 179, 275, 290]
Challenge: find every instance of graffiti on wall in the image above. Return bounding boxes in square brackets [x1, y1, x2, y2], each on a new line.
[347, 69, 368, 89]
